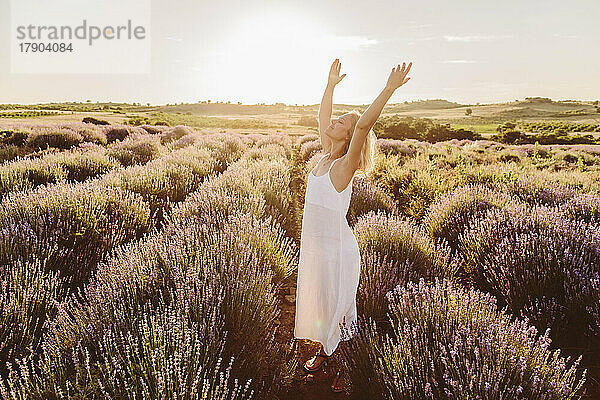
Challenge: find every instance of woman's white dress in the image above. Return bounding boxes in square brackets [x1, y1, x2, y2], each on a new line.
[294, 152, 361, 356]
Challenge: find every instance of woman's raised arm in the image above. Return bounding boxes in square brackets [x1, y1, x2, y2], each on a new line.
[318, 59, 346, 152]
[346, 61, 412, 169]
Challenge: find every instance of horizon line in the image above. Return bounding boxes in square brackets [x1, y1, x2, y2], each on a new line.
[0, 96, 597, 108]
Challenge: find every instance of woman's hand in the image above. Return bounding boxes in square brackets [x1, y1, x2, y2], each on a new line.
[385, 61, 412, 91]
[327, 58, 347, 87]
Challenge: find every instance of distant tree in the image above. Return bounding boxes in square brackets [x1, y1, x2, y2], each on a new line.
[525, 97, 552, 103]
[207, 100, 211, 103]
[493, 129, 524, 144]
[86, 99, 91, 103]
[465, 108, 473, 116]
[237, 101, 242, 105]
[146, 103, 150, 106]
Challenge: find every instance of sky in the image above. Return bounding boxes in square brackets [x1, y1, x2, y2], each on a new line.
[0, 0, 598, 106]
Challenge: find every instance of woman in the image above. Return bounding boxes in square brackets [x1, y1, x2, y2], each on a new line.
[294, 58, 412, 392]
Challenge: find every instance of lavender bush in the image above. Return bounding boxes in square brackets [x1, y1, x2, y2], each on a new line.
[95, 291, 254, 400]
[252, 132, 293, 158]
[106, 134, 165, 166]
[44, 230, 172, 357]
[369, 153, 459, 221]
[353, 210, 457, 327]
[0, 257, 65, 380]
[347, 174, 397, 226]
[0, 157, 67, 196]
[139, 124, 170, 135]
[299, 139, 321, 162]
[243, 143, 287, 161]
[355, 248, 412, 325]
[44, 211, 293, 399]
[339, 279, 587, 400]
[560, 192, 600, 224]
[0, 149, 120, 198]
[101, 145, 217, 223]
[460, 205, 600, 339]
[0, 129, 28, 147]
[422, 184, 521, 252]
[159, 124, 194, 144]
[56, 122, 109, 145]
[25, 126, 84, 150]
[0, 122, 109, 149]
[172, 156, 295, 239]
[297, 133, 318, 145]
[169, 175, 267, 229]
[375, 138, 417, 157]
[208, 212, 299, 284]
[495, 174, 576, 206]
[102, 124, 147, 144]
[173, 132, 247, 173]
[0, 285, 255, 400]
[0, 179, 153, 291]
[50, 149, 120, 182]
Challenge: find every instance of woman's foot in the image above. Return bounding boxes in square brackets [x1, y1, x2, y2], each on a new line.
[331, 370, 344, 393]
[303, 349, 329, 372]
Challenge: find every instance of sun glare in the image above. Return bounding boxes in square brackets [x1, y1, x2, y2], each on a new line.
[203, 9, 353, 104]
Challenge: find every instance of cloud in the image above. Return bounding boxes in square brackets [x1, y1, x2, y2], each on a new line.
[444, 34, 513, 42]
[164, 36, 183, 42]
[441, 60, 478, 64]
[394, 36, 437, 46]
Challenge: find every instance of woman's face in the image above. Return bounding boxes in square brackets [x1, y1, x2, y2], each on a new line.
[325, 113, 354, 141]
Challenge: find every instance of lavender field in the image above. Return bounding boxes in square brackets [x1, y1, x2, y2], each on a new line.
[0, 120, 598, 399]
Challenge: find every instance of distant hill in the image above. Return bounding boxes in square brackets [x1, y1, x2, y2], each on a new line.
[157, 102, 287, 115]
[385, 99, 468, 111]
[0, 98, 597, 124]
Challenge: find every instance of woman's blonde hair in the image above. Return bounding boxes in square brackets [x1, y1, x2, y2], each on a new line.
[343, 109, 377, 176]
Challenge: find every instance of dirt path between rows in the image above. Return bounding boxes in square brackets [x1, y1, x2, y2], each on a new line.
[274, 270, 353, 400]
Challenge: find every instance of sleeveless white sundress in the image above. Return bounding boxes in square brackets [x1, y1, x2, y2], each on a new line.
[294, 152, 361, 356]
